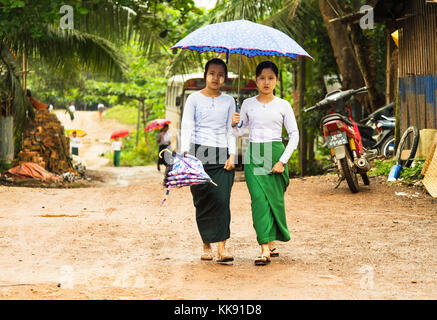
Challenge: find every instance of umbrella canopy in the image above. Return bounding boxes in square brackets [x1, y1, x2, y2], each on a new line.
[110, 129, 129, 139]
[170, 19, 312, 60]
[65, 129, 86, 137]
[171, 18, 311, 118]
[160, 149, 217, 205]
[145, 119, 171, 132]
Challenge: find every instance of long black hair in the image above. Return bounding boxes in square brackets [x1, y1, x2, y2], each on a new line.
[255, 60, 279, 78]
[204, 58, 228, 80]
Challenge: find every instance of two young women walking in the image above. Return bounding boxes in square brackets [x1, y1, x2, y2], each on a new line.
[180, 58, 299, 265]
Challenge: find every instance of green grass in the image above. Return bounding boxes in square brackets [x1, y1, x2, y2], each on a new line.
[103, 104, 138, 125]
[369, 158, 424, 182]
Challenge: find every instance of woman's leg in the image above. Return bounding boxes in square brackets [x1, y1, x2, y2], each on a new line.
[268, 241, 279, 257]
[217, 240, 233, 263]
[254, 243, 271, 265]
[201, 243, 213, 260]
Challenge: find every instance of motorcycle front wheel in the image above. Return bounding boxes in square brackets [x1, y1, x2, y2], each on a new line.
[339, 148, 360, 193]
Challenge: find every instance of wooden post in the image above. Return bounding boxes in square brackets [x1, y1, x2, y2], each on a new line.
[298, 57, 307, 177]
[136, 99, 141, 147]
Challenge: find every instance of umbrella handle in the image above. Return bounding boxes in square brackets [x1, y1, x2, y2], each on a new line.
[159, 148, 172, 159]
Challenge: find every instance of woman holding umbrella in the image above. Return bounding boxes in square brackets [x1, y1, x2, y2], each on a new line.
[232, 61, 299, 265]
[181, 58, 236, 263]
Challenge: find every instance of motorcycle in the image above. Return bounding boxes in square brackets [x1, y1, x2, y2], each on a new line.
[304, 86, 378, 193]
[358, 102, 395, 158]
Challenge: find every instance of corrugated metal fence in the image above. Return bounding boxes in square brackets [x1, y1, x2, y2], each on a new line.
[398, 0, 437, 132]
[399, 75, 437, 132]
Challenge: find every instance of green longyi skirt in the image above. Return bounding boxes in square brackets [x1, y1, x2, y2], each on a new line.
[244, 141, 290, 245]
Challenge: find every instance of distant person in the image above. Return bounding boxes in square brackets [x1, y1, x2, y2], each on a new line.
[48, 104, 54, 112]
[157, 123, 171, 171]
[97, 102, 105, 120]
[70, 131, 81, 156]
[112, 136, 123, 167]
[68, 103, 76, 121]
[26, 89, 48, 110]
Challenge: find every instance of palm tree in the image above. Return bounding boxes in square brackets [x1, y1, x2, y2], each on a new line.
[0, 2, 132, 163]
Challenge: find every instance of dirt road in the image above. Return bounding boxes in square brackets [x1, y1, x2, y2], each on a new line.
[0, 111, 436, 300]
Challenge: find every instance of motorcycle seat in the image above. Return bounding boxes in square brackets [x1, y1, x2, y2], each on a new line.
[321, 113, 354, 127]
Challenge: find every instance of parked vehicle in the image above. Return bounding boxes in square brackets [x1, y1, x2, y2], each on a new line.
[358, 102, 395, 158]
[304, 86, 378, 193]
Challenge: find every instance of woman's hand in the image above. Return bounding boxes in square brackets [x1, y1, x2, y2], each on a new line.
[224, 154, 235, 171]
[231, 112, 240, 127]
[271, 161, 285, 174]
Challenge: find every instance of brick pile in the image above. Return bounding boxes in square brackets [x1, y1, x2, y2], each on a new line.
[18, 110, 75, 174]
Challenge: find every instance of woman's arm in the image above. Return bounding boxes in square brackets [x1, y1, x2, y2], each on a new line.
[226, 98, 237, 156]
[224, 99, 236, 171]
[279, 102, 299, 164]
[180, 95, 196, 153]
[231, 100, 249, 137]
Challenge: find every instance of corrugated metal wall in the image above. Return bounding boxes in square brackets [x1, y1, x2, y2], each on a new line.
[399, 75, 437, 132]
[399, 0, 437, 77]
[398, 0, 437, 132]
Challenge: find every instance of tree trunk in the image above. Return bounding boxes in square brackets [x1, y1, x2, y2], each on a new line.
[318, 0, 368, 111]
[298, 57, 307, 177]
[386, 22, 398, 104]
[142, 99, 150, 144]
[136, 99, 141, 147]
[348, 23, 385, 112]
[0, 116, 14, 166]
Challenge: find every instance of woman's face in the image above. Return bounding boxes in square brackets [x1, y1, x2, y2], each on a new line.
[256, 68, 278, 95]
[205, 64, 226, 90]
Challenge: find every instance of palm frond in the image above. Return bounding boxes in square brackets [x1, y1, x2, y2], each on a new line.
[7, 26, 128, 81]
[211, 0, 284, 22]
[75, 2, 137, 45]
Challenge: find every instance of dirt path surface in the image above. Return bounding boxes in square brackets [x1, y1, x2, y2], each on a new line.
[0, 111, 436, 300]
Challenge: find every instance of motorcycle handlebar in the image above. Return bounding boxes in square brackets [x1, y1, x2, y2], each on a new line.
[304, 86, 368, 113]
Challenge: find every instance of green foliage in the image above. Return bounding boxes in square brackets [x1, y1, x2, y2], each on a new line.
[287, 151, 301, 176]
[400, 161, 424, 182]
[105, 129, 159, 166]
[103, 104, 138, 125]
[368, 158, 396, 176]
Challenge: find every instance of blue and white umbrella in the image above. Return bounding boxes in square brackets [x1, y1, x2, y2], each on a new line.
[170, 18, 311, 116]
[171, 19, 312, 61]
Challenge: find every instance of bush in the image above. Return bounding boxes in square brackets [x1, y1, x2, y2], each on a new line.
[103, 104, 138, 125]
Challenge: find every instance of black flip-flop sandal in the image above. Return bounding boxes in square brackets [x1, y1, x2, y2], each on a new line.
[270, 248, 279, 257]
[201, 254, 214, 261]
[254, 255, 271, 266]
[217, 255, 234, 263]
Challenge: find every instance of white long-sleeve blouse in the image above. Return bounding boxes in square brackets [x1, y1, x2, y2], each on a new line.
[181, 91, 236, 155]
[232, 96, 299, 164]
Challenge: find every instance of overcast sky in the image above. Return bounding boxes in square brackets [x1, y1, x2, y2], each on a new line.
[194, 0, 217, 10]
